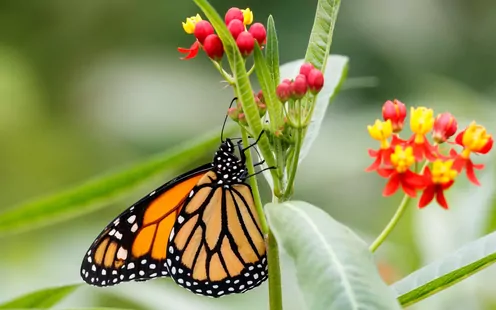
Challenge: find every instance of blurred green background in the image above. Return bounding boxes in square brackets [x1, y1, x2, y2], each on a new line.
[1, 0, 496, 309]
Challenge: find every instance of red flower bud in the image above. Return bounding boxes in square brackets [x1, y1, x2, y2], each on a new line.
[276, 82, 292, 103]
[193, 20, 214, 44]
[203, 34, 224, 61]
[238, 112, 248, 125]
[248, 23, 267, 45]
[292, 74, 308, 99]
[236, 31, 255, 56]
[228, 107, 240, 122]
[257, 90, 265, 104]
[382, 99, 407, 133]
[307, 68, 324, 94]
[299, 62, 315, 78]
[227, 19, 245, 40]
[225, 7, 244, 25]
[433, 112, 458, 143]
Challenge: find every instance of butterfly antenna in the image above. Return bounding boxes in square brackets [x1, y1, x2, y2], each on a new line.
[221, 97, 238, 142]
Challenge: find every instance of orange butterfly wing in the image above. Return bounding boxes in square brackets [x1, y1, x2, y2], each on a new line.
[80, 165, 211, 286]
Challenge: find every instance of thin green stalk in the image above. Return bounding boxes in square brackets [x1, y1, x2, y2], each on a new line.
[268, 229, 283, 310]
[241, 128, 268, 233]
[369, 160, 429, 252]
[369, 193, 411, 253]
[283, 129, 303, 198]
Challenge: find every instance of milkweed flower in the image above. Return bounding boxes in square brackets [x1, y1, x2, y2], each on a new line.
[432, 112, 458, 144]
[453, 122, 493, 185]
[365, 99, 493, 210]
[366, 119, 394, 172]
[408, 107, 437, 161]
[419, 160, 458, 209]
[377, 146, 425, 197]
[382, 99, 406, 133]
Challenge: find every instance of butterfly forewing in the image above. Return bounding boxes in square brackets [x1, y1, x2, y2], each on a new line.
[80, 166, 210, 287]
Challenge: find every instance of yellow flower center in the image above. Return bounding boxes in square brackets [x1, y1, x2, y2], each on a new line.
[391, 146, 415, 173]
[462, 121, 491, 153]
[410, 106, 434, 135]
[431, 160, 457, 184]
[367, 119, 393, 148]
[182, 14, 202, 34]
[241, 8, 253, 25]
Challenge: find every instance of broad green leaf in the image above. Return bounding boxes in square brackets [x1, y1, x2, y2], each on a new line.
[0, 126, 236, 235]
[265, 201, 401, 310]
[304, 0, 341, 71]
[194, 0, 279, 191]
[0, 284, 80, 309]
[392, 229, 496, 307]
[265, 15, 280, 90]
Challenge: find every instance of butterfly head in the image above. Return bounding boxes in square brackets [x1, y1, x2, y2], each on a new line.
[213, 139, 246, 184]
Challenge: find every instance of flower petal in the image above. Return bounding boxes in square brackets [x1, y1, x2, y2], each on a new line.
[418, 185, 435, 208]
[383, 173, 400, 196]
[465, 159, 481, 186]
[435, 188, 449, 209]
[377, 168, 395, 178]
[365, 154, 382, 172]
[368, 148, 379, 157]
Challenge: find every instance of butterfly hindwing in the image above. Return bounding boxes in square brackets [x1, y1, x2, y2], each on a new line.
[166, 171, 268, 298]
[80, 165, 211, 287]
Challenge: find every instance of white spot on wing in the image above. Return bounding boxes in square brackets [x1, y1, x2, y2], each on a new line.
[127, 215, 136, 224]
[115, 231, 123, 240]
[131, 223, 138, 232]
[117, 247, 128, 260]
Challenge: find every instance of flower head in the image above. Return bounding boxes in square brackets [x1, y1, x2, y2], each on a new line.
[193, 20, 214, 44]
[419, 160, 458, 209]
[225, 8, 244, 25]
[433, 112, 458, 144]
[377, 146, 425, 197]
[182, 14, 202, 34]
[291, 74, 308, 99]
[228, 19, 245, 39]
[203, 34, 224, 61]
[242, 8, 253, 25]
[236, 31, 255, 56]
[307, 69, 324, 94]
[249, 23, 267, 45]
[456, 121, 493, 156]
[382, 99, 406, 133]
[452, 122, 493, 185]
[365, 119, 394, 172]
[408, 107, 437, 161]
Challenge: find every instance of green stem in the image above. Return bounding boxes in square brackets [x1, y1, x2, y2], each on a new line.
[241, 128, 268, 233]
[211, 60, 234, 85]
[369, 160, 429, 252]
[268, 229, 283, 310]
[369, 193, 411, 253]
[283, 129, 303, 198]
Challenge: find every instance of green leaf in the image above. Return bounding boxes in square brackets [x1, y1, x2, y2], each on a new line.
[392, 229, 496, 307]
[304, 0, 342, 71]
[265, 15, 280, 89]
[254, 43, 283, 130]
[0, 284, 80, 309]
[0, 126, 236, 235]
[265, 201, 401, 310]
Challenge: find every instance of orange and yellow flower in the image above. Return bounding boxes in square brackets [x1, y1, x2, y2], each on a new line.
[419, 160, 458, 209]
[377, 146, 426, 197]
[452, 121, 493, 185]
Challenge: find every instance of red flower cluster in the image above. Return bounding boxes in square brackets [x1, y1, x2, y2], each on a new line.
[276, 62, 324, 103]
[178, 8, 267, 61]
[367, 100, 493, 209]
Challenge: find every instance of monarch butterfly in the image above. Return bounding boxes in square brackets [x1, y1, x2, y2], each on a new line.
[80, 109, 269, 298]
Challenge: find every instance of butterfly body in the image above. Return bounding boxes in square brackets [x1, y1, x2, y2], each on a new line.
[81, 138, 267, 297]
